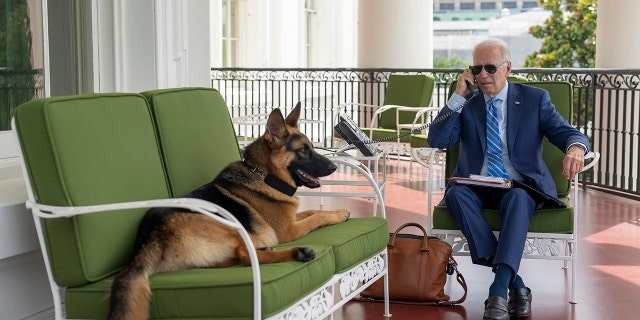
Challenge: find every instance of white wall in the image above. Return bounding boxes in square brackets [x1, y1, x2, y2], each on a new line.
[0, 132, 53, 319]
[358, 0, 433, 68]
[0, 133, 37, 260]
[314, 0, 358, 67]
[95, 0, 211, 92]
[236, 0, 305, 67]
[595, 0, 640, 68]
[0, 1, 213, 318]
[229, 0, 358, 68]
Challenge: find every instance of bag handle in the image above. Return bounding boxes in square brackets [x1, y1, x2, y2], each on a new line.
[439, 256, 468, 305]
[387, 223, 468, 305]
[388, 222, 430, 251]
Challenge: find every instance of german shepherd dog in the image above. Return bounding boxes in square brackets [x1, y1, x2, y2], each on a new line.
[108, 103, 350, 320]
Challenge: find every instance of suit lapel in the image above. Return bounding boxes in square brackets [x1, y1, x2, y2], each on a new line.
[469, 95, 487, 153]
[506, 82, 523, 154]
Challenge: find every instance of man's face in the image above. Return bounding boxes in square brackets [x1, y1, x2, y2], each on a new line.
[471, 46, 511, 97]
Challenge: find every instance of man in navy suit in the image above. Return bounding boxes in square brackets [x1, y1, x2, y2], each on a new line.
[427, 38, 589, 320]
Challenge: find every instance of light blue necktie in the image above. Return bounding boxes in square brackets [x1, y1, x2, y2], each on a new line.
[486, 98, 508, 178]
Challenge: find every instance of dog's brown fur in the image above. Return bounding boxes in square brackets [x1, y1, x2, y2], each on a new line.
[108, 103, 350, 320]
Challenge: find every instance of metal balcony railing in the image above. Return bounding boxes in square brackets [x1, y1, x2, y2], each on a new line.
[0, 69, 45, 131]
[211, 68, 640, 200]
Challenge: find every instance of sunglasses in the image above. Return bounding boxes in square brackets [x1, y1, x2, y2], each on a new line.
[469, 61, 507, 75]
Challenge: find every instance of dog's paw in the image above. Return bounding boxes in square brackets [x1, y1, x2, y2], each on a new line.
[293, 247, 316, 262]
[334, 208, 351, 221]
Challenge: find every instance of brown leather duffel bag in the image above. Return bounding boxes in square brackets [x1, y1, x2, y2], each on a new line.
[359, 222, 467, 305]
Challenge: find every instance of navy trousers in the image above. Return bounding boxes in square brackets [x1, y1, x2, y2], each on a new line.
[443, 184, 536, 273]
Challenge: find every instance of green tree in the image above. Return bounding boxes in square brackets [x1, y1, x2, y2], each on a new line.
[524, 0, 597, 68]
[433, 56, 470, 68]
[1, 0, 33, 70]
[1, 0, 36, 130]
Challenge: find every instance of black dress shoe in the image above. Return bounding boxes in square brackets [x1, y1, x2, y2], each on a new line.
[483, 296, 509, 320]
[508, 287, 532, 318]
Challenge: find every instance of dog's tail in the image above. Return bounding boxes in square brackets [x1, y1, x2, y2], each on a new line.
[108, 241, 163, 320]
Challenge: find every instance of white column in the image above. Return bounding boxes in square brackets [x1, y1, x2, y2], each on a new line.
[94, 0, 211, 92]
[595, 0, 640, 68]
[358, 0, 433, 68]
[594, 0, 640, 191]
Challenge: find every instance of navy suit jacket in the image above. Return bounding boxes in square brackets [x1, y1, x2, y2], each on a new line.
[427, 82, 590, 197]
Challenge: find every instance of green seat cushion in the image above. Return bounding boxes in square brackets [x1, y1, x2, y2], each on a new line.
[65, 244, 335, 319]
[433, 199, 574, 234]
[410, 134, 430, 148]
[141, 87, 242, 197]
[14, 93, 170, 287]
[284, 217, 389, 272]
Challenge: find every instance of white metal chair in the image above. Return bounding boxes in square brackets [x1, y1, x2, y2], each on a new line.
[415, 81, 601, 304]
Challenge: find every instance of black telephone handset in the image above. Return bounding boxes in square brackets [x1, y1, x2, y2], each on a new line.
[465, 80, 480, 95]
[334, 78, 481, 154]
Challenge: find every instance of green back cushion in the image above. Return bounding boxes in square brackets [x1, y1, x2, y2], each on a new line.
[526, 81, 573, 197]
[379, 74, 435, 129]
[141, 87, 242, 197]
[14, 94, 170, 286]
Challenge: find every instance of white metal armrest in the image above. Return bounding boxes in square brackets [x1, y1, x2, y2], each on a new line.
[571, 151, 600, 191]
[581, 151, 600, 172]
[326, 157, 386, 218]
[28, 197, 264, 319]
[371, 105, 440, 133]
[412, 106, 441, 119]
[368, 105, 403, 136]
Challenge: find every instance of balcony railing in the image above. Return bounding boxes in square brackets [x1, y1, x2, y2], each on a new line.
[211, 68, 640, 200]
[0, 69, 44, 131]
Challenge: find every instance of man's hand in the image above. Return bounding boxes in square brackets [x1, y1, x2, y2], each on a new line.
[562, 145, 585, 179]
[455, 69, 476, 96]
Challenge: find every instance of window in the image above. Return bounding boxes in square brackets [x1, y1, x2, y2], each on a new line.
[460, 2, 475, 10]
[47, 0, 93, 96]
[522, 1, 539, 9]
[222, 0, 239, 67]
[481, 2, 497, 10]
[0, 0, 45, 131]
[502, 2, 517, 9]
[440, 3, 454, 10]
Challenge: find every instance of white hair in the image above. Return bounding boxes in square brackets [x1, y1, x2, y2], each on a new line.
[473, 38, 512, 62]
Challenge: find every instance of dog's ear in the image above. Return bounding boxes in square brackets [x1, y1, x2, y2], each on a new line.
[266, 108, 287, 141]
[284, 102, 301, 128]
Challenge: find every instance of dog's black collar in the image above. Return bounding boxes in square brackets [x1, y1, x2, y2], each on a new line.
[264, 174, 297, 196]
[244, 161, 298, 196]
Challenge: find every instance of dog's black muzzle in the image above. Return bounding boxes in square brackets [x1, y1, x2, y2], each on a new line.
[289, 153, 336, 188]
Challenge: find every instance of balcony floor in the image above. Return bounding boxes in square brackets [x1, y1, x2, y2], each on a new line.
[298, 156, 640, 320]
